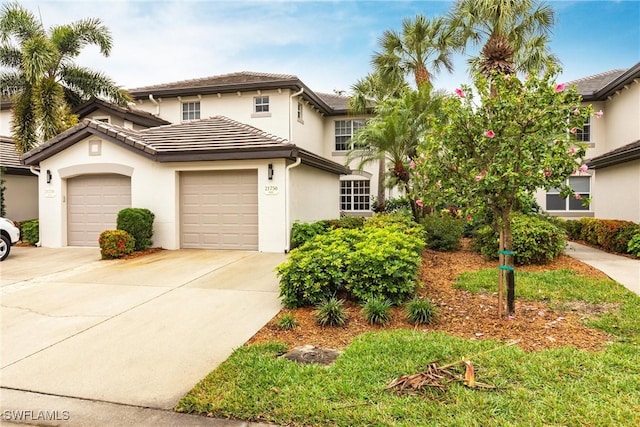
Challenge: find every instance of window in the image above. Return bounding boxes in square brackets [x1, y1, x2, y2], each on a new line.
[335, 119, 365, 151]
[254, 96, 269, 113]
[182, 101, 200, 121]
[94, 116, 110, 124]
[546, 176, 590, 211]
[575, 116, 590, 142]
[297, 102, 303, 122]
[340, 180, 370, 211]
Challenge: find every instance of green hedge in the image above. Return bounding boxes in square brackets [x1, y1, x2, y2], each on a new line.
[421, 214, 464, 251]
[116, 208, 154, 251]
[20, 219, 39, 245]
[99, 230, 135, 259]
[471, 214, 566, 265]
[278, 214, 424, 308]
[575, 217, 640, 255]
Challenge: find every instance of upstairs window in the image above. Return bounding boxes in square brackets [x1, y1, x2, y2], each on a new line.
[297, 102, 303, 122]
[254, 96, 270, 113]
[546, 176, 590, 211]
[575, 116, 590, 142]
[340, 180, 370, 211]
[335, 119, 365, 151]
[182, 101, 200, 121]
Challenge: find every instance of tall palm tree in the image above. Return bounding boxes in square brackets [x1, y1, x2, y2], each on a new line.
[348, 71, 409, 211]
[0, 2, 131, 153]
[372, 14, 456, 88]
[448, 0, 558, 77]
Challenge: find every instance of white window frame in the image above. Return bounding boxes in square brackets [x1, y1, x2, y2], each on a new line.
[546, 176, 591, 211]
[297, 101, 304, 123]
[335, 119, 365, 151]
[575, 116, 591, 143]
[340, 179, 371, 211]
[254, 96, 270, 113]
[182, 101, 200, 121]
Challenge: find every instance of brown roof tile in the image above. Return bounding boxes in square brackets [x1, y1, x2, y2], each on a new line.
[73, 98, 171, 127]
[0, 137, 29, 171]
[129, 71, 299, 93]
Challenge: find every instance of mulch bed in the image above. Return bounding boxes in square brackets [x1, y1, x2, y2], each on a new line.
[248, 242, 614, 352]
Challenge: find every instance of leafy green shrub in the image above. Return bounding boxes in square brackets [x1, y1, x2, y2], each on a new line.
[116, 208, 154, 251]
[314, 297, 348, 327]
[345, 228, 424, 304]
[405, 298, 438, 325]
[579, 218, 600, 245]
[365, 212, 422, 236]
[98, 230, 135, 259]
[595, 220, 640, 254]
[327, 216, 366, 230]
[471, 214, 566, 265]
[374, 196, 412, 214]
[291, 220, 329, 249]
[20, 219, 39, 245]
[563, 219, 583, 240]
[628, 234, 640, 257]
[421, 214, 464, 251]
[278, 228, 361, 308]
[277, 313, 299, 330]
[361, 297, 392, 325]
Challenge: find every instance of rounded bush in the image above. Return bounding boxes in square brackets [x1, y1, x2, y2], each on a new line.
[421, 214, 464, 251]
[117, 208, 154, 251]
[314, 297, 348, 327]
[20, 219, 39, 245]
[99, 230, 135, 259]
[361, 297, 392, 325]
[405, 298, 438, 325]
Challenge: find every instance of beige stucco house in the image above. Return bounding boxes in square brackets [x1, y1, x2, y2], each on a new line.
[535, 62, 640, 222]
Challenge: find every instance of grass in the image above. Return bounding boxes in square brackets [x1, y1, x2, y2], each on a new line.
[177, 269, 640, 426]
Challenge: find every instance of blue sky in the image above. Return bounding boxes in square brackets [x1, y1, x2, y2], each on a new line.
[15, 0, 640, 94]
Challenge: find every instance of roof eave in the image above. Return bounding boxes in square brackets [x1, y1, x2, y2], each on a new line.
[590, 62, 640, 100]
[587, 147, 640, 170]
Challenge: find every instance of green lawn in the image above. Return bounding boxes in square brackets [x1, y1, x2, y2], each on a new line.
[177, 270, 640, 426]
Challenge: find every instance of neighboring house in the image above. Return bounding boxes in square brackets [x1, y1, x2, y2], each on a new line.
[0, 136, 38, 221]
[20, 72, 383, 251]
[535, 62, 640, 222]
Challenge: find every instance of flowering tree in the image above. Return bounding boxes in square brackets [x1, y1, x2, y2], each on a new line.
[415, 69, 594, 316]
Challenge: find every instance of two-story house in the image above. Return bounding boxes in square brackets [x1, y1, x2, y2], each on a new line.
[535, 62, 640, 222]
[17, 72, 382, 252]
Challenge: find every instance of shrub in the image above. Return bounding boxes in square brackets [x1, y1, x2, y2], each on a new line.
[405, 298, 438, 325]
[595, 220, 640, 253]
[365, 212, 422, 236]
[327, 216, 366, 230]
[421, 214, 464, 251]
[20, 219, 39, 245]
[471, 214, 566, 265]
[345, 227, 424, 304]
[563, 219, 583, 240]
[361, 297, 392, 325]
[314, 297, 348, 327]
[374, 196, 412, 214]
[99, 230, 135, 259]
[116, 208, 154, 251]
[291, 220, 329, 249]
[277, 313, 299, 330]
[579, 218, 600, 246]
[628, 234, 640, 257]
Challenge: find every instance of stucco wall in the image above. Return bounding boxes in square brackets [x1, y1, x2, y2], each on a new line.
[291, 98, 325, 155]
[0, 108, 12, 135]
[603, 80, 640, 152]
[3, 174, 38, 221]
[289, 163, 340, 227]
[592, 160, 640, 222]
[37, 135, 291, 252]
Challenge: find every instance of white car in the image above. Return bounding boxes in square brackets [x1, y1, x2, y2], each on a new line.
[0, 217, 20, 261]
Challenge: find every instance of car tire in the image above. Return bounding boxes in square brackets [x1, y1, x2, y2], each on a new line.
[0, 234, 11, 261]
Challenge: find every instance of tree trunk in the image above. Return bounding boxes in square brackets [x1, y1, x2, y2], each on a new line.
[414, 64, 431, 88]
[377, 157, 386, 212]
[500, 210, 516, 316]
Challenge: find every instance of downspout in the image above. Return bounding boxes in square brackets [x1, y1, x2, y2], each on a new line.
[289, 88, 304, 142]
[148, 94, 160, 116]
[28, 166, 42, 246]
[284, 154, 302, 253]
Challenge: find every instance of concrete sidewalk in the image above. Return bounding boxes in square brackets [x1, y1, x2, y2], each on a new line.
[566, 241, 640, 295]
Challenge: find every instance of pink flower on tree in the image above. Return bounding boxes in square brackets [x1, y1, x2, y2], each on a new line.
[579, 164, 588, 173]
[409, 160, 416, 169]
[475, 169, 487, 182]
[466, 215, 473, 222]
[568, 147, 576, 155]
[484, 130, 495, 138]
[570, 127, 578, 134]
[572, 108, 580, 115]
[574, 194, 582, 200]
[416, 199, 424, 208]
[595, 110, 604, 119]
[544, 168, 552, 177]
[455, 88, 465, 98]
[554, 83, 566, 93]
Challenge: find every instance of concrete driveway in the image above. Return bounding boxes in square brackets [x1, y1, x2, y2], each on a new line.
[1, 247, 285, 410]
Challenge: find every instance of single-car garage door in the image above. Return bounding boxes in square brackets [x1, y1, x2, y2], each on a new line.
[181, 170, 258, 250]
[67, 174, 131, 247]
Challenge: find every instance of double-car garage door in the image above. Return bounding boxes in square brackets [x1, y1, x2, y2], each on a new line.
[66, 170, 258, 250]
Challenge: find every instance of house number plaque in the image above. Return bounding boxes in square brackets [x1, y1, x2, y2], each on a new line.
[264, 185, 279, 195]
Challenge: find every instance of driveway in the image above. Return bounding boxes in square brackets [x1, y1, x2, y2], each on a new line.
[1, 247, 286, 410]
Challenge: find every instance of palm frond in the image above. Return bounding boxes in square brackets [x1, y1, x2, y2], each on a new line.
[59, 64, 131, 106]
[0, 70, 25, 97]
[0, 2, 44, 44]
[10, 88, 37, 154]
[0, 44, 21, 68]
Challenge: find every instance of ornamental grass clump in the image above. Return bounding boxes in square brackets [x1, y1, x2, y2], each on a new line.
[405, 298, 438, 325]
[361, 297, 392, 325]
[277, 313, 299, 330]
[314, 297, 348, 327]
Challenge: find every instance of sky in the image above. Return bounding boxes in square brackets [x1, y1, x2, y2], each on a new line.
[9, 0, 640, 95]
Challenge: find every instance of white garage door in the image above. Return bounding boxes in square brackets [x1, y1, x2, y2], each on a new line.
[181, 170, 258, 250]
[67, 174, 131, 247]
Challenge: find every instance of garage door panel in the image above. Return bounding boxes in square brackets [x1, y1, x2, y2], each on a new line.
[181, 170, 258, 250]
[67, 174, 131, 247]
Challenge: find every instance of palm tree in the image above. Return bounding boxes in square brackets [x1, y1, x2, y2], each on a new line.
[0, 2, 131, 153]
[448, 0, 559, 77]
[348, 71, 409, 211]
[372, 14, 456, 88]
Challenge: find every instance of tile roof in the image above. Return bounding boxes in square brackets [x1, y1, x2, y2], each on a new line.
[567, 62, 640, 101]
[128, 72, 299, 93]
[567, 69, 626, 96]
[22, 117, 350, 175]
[73, 98, 171, 127]
[587, 140, 640, 169]
[315, 92, 350, 113]
[0, 136, 29, 172]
